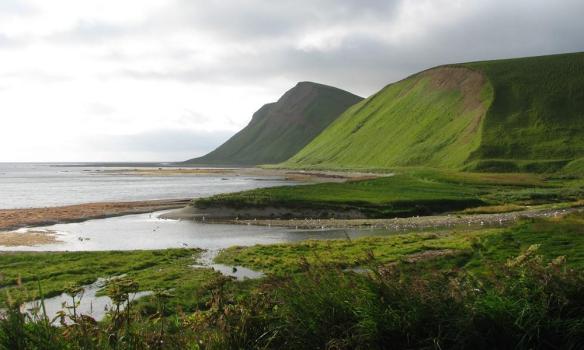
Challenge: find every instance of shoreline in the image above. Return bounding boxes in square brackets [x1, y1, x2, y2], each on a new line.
[95, 167, 384, 182]
[0, 167, 384, 233]
[0, 199, 191, 232]
[165, 204, 583, 231]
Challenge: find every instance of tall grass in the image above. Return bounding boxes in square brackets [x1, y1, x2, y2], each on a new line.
[2, 245, 583, 349]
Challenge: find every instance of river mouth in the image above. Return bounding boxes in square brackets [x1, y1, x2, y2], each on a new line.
[0, 209, 524, 318]
[0, 208, 514, 252]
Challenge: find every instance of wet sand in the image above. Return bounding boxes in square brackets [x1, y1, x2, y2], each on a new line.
[0, 199, 191, 232]
[98, 167, 383, 182]
[0, 230, 61, 246]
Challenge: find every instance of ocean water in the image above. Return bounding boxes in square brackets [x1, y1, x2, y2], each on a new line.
[0, 163, 295, 209]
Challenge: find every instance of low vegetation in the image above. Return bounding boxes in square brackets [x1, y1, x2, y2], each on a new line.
[0, 249, 212, 307]
[1, 212, 583, 349]
[194, 168, 582, 218]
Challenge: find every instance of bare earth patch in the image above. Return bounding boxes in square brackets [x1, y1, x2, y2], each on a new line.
[0, 230, 61, 247]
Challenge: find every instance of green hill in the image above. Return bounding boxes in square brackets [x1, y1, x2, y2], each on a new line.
[185, 82, 362, 166]
[281, 52, 584, 173]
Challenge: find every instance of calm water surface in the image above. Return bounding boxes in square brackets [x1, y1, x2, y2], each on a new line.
[2, 210, 381, 252]
[0, 163, 296, 209]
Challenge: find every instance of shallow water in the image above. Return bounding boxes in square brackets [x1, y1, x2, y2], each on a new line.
[0, 208, 506, 252]
[193, 249, 265, 280]
[0, 163, 295, 209]
[1, 210, 384, 251]
[22, 278, 152, 324]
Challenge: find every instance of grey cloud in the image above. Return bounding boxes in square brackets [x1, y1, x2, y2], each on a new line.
[16, 0, 584, 97]
[119, 0, 584, 96]
[50, 20, 130, 43]
[156, 0, 401, 41]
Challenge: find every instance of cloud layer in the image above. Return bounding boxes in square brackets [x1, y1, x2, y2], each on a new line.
[0, 0, 583, 161]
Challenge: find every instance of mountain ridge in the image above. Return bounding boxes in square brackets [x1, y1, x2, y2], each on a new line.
[185, 81, 362, 166]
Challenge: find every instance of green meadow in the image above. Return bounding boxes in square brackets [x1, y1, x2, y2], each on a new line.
[194, 168, 583, 218]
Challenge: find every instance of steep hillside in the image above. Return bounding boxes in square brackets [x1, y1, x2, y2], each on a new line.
[282, 52, 584, 172]
[185, 82, 362, 166]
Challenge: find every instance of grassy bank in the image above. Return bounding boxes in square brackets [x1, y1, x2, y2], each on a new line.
[216, 211, 584, 275]
[193, 169, 582, 218]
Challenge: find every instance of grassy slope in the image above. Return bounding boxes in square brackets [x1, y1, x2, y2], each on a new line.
[185, 82, 362, 166]
[281, 52, 584, 172]
[465, 53, 584, 172]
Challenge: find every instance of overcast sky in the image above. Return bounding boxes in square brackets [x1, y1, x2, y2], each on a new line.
[1, 0, 583, 162]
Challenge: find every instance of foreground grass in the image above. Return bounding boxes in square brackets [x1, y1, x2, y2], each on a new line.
[0, 249, 215, 307]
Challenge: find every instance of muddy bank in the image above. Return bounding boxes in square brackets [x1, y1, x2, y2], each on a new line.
[0, 199, 190, 232]
[232, 207, 582, 230]
[0, 229, 61, 247]
[161, 205, 367, 221]
[164, 204, 582, 232]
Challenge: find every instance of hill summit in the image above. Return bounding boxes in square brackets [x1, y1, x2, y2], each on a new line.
[185, 82, 362, 166]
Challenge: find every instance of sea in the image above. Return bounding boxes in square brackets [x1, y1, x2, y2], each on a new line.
[0, 163, 295, 209]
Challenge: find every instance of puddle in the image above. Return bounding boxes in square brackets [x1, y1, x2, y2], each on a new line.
[192, 250, 264, 281]
[22, 278, 152, 324]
